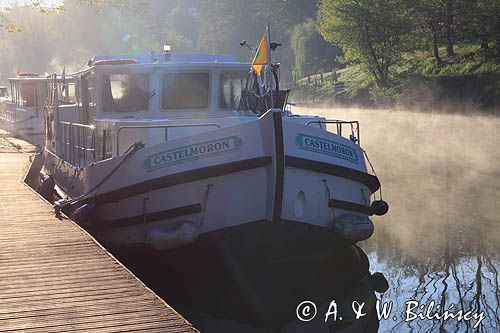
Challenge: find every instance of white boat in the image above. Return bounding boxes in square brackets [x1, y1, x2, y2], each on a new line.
[0, 73, 73, 146]
[37, 47, 389, 327]
[40, 51, 387, 251]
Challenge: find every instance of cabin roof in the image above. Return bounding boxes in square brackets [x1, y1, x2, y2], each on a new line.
[88, 53, 238, 65]
[76, 53, 250, 75]
[9, 74, 47, 81]
[8, 75, 74, 82]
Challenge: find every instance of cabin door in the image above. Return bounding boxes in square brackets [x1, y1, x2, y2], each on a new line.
[81, 73, 96, 125]
[45, 74, 57, 151]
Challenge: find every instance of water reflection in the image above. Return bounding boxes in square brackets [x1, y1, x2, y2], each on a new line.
[299, 107, 500, 332]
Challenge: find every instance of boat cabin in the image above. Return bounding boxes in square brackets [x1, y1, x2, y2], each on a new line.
[7, 73, 48, 120]
[45, 53, 267, 167]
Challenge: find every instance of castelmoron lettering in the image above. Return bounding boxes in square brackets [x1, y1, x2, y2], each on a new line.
[144, 136, 243, 171]
[295, 133, 359, 163]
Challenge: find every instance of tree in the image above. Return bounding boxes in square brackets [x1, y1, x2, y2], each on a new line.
[458, 0, 500, 51]
[290, 19, 342, 80]
[318, 0, 415, 87]
[444, 0, 455, 57]
[414, 0, 446, 64]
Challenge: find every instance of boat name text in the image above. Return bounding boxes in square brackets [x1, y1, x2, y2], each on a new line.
[144, 136, 243, 171]
[295, 134, 359, 163]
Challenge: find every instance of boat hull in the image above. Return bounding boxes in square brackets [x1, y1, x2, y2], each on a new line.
[41, 109, 382, 329]
[108, 221, 371, 329]
[0, 110, 44, 146]
[43, 110, 380, 250]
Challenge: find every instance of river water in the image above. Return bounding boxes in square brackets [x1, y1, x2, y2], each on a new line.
[296, 107, 500, 332]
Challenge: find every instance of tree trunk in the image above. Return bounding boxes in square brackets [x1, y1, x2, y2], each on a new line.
[433, 29, 442, 64]
[364, 24, 388, 88]
[429, 15, 443, 65]
[480, 38, 489, 49]
[445, 0, 455, 57]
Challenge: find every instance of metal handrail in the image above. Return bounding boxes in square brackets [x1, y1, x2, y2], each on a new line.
[59, 121, 96, 168]
[306, 119, 360, 145]
[116, 123, 221, 153]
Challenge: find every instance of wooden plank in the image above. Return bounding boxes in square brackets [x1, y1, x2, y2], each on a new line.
[0, 140, 197, 332]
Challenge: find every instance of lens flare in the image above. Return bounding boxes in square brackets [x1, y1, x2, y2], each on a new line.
[121, 34, 131, 42]
[131, 44, 141, 53]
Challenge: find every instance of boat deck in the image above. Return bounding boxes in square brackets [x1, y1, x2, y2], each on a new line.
[0, 135, 197, 332]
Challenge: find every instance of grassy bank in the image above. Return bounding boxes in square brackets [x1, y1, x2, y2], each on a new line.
[291, 45, 500, 114]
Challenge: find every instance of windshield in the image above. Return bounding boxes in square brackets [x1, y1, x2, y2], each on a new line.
[220, 71, 247, 109]
[102, 73, 149, 113]
[162, 72, 209, 110]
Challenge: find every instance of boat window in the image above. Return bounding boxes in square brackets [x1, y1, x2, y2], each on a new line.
[57, 81, 77, 104]
[10, 83, 16, 103]
[20, 82, 35, 107]
[220, 71, 247, 109]
[36, 82, 47, 106]
[102, 74, 149, 113]
[0, 87, 8, 98]
[162, 73, 209, 110]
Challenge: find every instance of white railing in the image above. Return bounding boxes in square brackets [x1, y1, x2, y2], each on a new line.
[59, 121, 96, 168]
[306, 119, 361, 145]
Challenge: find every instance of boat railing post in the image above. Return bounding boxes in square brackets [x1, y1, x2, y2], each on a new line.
[102, 129, 106, 161]
[76, 125, 79, 167]
[61, 123, 66, 160]
[92, 127, 96, 163]
[83, 127, 87, 167]
[70, 124, 74, 165]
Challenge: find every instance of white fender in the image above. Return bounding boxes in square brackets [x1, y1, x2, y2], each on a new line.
[332, 214, 374, 241]
[146, 221, 200, 251]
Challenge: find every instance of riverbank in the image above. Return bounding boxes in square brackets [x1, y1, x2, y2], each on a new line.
[291, 45, 500, 115]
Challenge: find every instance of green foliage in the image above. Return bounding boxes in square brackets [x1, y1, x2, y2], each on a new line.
[318, 0, 416, 87]
[296, 44, 500, 110]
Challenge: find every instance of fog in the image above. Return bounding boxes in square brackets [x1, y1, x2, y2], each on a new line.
[296, 106, 500, 259]
[295, 106, 500, 331]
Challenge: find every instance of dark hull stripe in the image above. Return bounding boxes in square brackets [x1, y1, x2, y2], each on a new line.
[329, 199, 371, 215]
[272, 112, 284, 222]
[96, 203, 202, 229]
[80, 156, 272, 206]
[285, 156, 380, 193]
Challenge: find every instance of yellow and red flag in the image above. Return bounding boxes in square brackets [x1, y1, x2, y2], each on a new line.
[252, 29, 269, 76]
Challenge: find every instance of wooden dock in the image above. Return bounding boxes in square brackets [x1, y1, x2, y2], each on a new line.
[0, 136, 197, 332]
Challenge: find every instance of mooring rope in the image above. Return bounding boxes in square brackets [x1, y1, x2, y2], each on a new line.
[55, 141, 145, 212]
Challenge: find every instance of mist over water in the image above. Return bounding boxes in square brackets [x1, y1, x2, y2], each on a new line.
[297, 106, 500, 332]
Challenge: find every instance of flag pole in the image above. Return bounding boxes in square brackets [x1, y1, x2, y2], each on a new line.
[266, 22, 273, 109]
